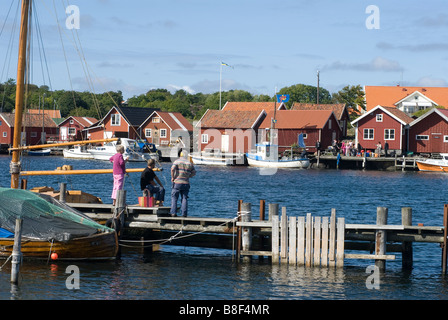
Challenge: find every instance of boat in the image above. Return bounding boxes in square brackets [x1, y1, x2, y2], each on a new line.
[190, 149, 245, 166]
[0, 188, 117, 260]
[63, 145, 94, 159]
[88, 138, 158, 162]
[246, 142, 310, 168]
[416, 154, 448, 172]
[26, 148, 51, 156]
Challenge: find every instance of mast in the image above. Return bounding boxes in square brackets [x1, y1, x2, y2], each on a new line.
[10, 0, 31, 189]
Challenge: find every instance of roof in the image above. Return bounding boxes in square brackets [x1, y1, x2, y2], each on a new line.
[259, 110, 337, 130]
[364, 86, 448, 111]
[27, 109, 62, 119]
[199, 109, 266, 129]
[410, 107, 448, 127]
[60, 116, 98, 128]
[290, 103, 348, 120]
[107, 106, 159, 127]
[221, 101, 286, 112]
[0, 112, 58, 128]
[139, 111, 193, 131]
[351, 105, 414, 126]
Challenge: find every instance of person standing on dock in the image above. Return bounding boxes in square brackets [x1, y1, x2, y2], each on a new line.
[384, 141, 389, 157]
[140, 159, 165, 205]
[376, 142, 382, 157]
[170, 150, 196, 217]
[110, 145, 128, 206]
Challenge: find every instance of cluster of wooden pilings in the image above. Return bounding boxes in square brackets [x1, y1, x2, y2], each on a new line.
[236, 200, 448, 272]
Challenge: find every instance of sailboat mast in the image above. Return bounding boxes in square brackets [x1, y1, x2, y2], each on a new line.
[10, 0, 31, 189]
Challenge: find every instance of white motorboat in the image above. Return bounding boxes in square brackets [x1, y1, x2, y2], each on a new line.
[190, 150, 244, 166]
[88, 138, 158, 162]
[63, 145, 94, 159]
[416, 153, 448, 172]
[246, 142, 310, 169]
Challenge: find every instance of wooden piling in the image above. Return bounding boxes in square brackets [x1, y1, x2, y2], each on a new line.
[11, 219, 23, 284]
[59, 182, 67, 203]
[329, 209, 336, 267]
[443, 205, 448, 274]
[236, 200, 243, 261]
[268, 203, 279, 221]
[272, 215, 279, 264]
[280, 207, 288, 263]
[241, 202, 252, 262]
[401, 207, 413, 270]
[297, 216, 305, 265]
[288, 216, 297, 265]
[375, 207, 388, 272]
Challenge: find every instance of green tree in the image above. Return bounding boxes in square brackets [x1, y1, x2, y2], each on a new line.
[332, 85, 366, 111]
[277, 84, 332, 108]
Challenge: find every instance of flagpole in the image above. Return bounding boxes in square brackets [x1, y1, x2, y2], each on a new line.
[219, 62, 222, 110]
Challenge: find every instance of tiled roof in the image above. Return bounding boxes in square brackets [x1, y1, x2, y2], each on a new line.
[0, 112, 58, 128]
[222, 101, 285, 112]
[259, 110, 335, 129]
[27, 109, 62, 118]
[199, 110, 265, 129]
[116, 106, 159, 126]
[290, 103, 347, 120]
[364, 86, 448, 111]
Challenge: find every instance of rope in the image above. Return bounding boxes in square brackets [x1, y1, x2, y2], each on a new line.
[0, 254, 13, 271]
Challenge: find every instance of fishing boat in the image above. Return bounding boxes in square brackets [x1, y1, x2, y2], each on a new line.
[246, 142, 310, 168]
[0, 188, 117, 260]
[88, 138, 158, 162]
[63, 145, 94, 159]
[416, 154, 448, 172]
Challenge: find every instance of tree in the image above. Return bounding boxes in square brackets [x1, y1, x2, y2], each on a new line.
[277, 84, 332, 108]
[332, 85, 366, 112]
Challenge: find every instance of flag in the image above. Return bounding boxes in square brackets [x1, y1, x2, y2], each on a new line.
[221, 61, 233, 69]
[276, 94, 290, 103]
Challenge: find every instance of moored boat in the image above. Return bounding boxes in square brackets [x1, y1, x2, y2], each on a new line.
[26, 148, 51, 156]
[246, 142, 310, 169]
[88, 138, 158, 162]
[0, 188, 117, 260]
[416, 154, 448, 172]
[190, 150, 244, 166]
[63, 145, 94, 159]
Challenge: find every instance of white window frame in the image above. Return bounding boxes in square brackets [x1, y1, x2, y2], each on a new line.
[363, 128, 374, 140]
[152, 117, 160, 123]
[384, 129, 395, 140]
[68, 127, 76, 136]
[2, 132, 6, 138]
[444, 135, 448, 143]
[416, 135, 429, 140]
[201, 134, 209, 144]
[111, 114, 121, 126]
[160, 129, 167, 138]
[376, 114, 383, 122]
[145, 129, 152, 138]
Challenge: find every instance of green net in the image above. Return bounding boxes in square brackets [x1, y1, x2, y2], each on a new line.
[0, 188, 114, 241]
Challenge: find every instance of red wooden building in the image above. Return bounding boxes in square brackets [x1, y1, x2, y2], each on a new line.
[351, 105, 413, 152]
[58, 116, 97, 142]
[409, 108, 448, 154]
[196, 109, 266, 153]
[0, 112, 58, 147]
[258, 110, 342, 152]
[85, 106, 158, 141]
[138, 111, 193, 147]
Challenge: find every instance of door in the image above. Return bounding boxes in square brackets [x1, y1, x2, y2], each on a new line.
[60, 127, 67, 141]
[221, 134, 229, 153]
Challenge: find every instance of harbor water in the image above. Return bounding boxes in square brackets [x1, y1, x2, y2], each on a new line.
[0, 154, 447, 300]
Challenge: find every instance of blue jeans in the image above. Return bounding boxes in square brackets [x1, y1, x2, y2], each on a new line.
[144, 185, 165, 202]
[170, 183, 190, 217]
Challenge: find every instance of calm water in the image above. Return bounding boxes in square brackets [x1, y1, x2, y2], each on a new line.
[0, 154, 448, 301]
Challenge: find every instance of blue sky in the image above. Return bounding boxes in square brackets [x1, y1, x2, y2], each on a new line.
[1, 0, 448, 100]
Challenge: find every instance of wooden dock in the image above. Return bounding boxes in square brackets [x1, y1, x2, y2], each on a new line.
[314, 154, 422, 171]
[69, 199, 448, 272]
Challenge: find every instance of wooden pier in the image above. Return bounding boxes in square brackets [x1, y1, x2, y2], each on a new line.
[314, 154, 422, 171]
[70, 199, 448, 272]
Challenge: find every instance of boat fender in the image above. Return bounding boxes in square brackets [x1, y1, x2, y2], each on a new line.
[106, 218, 121, 233]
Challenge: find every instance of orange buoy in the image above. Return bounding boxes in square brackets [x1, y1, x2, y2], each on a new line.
[51, 252, 58, 260]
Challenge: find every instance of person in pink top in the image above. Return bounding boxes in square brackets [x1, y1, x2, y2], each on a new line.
[109, 144, 128, 205]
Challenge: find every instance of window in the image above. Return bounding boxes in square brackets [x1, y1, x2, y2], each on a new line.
[160, 129, 167, 138]
[384, 129, 395, 140]
[145, 129, 151, 138]
[152, 117, 160, 123]
[363, 128, 374, 140]
[68, 128, 76, 136]
[201, 134, 208, 144]
[111, 114, 120, 126]
[328, 119, 332, 129]
[416, 135, 429, 140]
[444, 136, 448, 142]
[69, 120, 74, 124]
[376, 114, 383, 122]
[2, 132, 6, 138]
[31, 132, 37, 138]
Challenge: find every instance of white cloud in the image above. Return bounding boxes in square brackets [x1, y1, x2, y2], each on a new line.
[166, 84, 195, 94]
[322, 57, 403, 72]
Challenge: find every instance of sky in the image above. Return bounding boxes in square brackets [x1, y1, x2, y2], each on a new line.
[0, 0, 448, 100]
